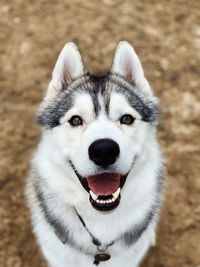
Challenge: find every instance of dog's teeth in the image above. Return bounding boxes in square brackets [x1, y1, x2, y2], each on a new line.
[90, 189, 120, 205]
[112, 188, 121, 200]
[90, 190, 98, 201]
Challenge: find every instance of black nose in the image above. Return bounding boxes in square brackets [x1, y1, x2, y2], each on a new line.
[89, 138, 120, 167]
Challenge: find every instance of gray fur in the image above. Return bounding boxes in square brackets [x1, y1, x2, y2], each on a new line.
[34, 180, 70, 244]
[123, 210, 154, 246]
[123, 168, 164, 246]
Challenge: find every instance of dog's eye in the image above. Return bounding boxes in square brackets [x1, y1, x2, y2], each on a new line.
[120, 114, 135, 125]
[68, 115, 83, 127]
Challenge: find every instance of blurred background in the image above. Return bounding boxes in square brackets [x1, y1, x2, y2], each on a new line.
[0, 0, 199, 266]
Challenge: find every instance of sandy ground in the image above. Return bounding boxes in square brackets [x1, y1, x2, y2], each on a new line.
[0, 0, 200, 266]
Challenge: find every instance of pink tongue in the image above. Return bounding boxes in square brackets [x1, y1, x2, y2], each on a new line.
[87, 173, 120, 195]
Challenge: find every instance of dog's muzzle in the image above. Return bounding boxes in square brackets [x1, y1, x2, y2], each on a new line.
[69, 161, 128, 212]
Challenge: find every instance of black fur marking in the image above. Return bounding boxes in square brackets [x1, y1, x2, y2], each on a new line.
[88, 75, 108, 115]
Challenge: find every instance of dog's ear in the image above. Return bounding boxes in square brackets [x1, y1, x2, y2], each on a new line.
[111, 41, 152, 95]
[46, 42, 85, 100]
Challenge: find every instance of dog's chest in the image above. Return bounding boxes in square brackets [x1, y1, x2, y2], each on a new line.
[42, 205, 154, 267]
[39, 217, 152, 267]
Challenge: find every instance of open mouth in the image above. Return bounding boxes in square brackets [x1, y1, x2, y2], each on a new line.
[70, 162, 128, 211]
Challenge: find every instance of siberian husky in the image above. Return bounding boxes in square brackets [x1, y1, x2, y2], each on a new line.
[26, 41, 164, 267]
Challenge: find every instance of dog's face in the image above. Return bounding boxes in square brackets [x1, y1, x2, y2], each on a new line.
[38, 42, 158, 212]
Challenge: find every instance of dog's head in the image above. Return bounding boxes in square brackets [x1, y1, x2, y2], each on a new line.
[37, 42, 159, 212]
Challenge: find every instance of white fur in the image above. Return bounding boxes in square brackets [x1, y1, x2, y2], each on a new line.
[26, 42, 163, 267]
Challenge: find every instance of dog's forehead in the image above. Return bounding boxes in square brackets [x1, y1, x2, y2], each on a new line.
[37, 74, 158, 128]
[73, 87, 140, 120]
[70, 75, 157, 123]
[65, 74, 108, 115]
[70, 75, 125, 115]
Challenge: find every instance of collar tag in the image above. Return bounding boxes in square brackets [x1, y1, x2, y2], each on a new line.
[94, 253, 111, 265]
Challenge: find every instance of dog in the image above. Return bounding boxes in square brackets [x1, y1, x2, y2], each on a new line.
[26, 41, 164, 267]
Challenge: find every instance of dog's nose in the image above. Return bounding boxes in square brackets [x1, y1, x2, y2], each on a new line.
[89, 138, 120, 167]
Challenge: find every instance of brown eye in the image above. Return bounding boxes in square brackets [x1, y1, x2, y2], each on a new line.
[120, 114, 135, 125]
[68, 115, 83, 127]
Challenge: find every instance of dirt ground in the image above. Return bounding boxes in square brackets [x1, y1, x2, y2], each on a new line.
[0, 0, 200, 266]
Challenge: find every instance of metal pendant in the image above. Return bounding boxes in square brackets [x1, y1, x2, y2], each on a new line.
[94, 253, 111, 265]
